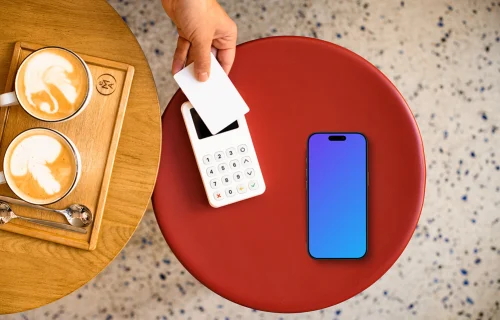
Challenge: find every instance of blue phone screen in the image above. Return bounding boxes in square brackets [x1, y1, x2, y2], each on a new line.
[307, 133, 367, 259]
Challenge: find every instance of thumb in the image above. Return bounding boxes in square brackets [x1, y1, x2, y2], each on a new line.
[191, 36, 212, 82]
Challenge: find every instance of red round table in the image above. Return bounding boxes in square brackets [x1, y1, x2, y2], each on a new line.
[153, 36, 425, 312]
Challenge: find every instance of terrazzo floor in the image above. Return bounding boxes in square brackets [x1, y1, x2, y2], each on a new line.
[1, 0, 499, 319]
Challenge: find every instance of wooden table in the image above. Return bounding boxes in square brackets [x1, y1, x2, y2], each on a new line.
[0, 0, 161, 314]
[154, 36, 425, 312]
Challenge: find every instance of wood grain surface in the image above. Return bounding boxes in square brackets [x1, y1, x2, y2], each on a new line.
[0, 0, 161, 314]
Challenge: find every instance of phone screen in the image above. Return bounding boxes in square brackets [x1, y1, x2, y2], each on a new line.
[307, 133, 367, 259]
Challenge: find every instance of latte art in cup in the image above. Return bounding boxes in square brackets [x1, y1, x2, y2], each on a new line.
[15, 48, 90, 121]
[4, 129, 79, 205]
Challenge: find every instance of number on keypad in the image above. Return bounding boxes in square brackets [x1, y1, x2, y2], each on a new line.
[215, 151, 225, 161]
[226, 147, 236, 158]
[210, 178, 220, 189]
[234, 172, 243, 182]
[218, 163, 228, 173]
[203, 155, 214, 165]
[230, 160, 240, 170]
[225, 187, 236, 197]
[222, 175, 231, 185]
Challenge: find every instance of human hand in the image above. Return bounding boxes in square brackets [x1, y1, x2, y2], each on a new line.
[162, 0, 238, 81]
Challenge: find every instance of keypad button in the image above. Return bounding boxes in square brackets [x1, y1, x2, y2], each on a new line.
[248, 180, 259, 190]
[221, 175, 231, 185]
[203, 155, 214, 165]
[241, 156, 252, 167]
[236, 184, 247, 194]
[233, 172, 243, 182]
[206, 167, 216, 177]
[226, 147, 236, 158]
[225, 187, 236, 197]
[237, 144, 248, 154]
[244, 168, 255, 178]
[218, 163, 228, 173]
[213, 191, 224, 201]
[210, 178, 220, 189]
[214, 151, 225, 162]
[229, 160, 240, 170]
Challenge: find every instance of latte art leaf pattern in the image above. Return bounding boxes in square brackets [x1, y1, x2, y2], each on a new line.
[28, 162, 62, 195]
[22, 51, 83, 117]
[10, 135, 65, 196]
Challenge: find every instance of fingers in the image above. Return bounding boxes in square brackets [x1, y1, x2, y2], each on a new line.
[188, 35, 213, 82]
[172, 36, 190, 75]
[216, 47, 236, 74]
[174, 37, 235, 78]
[211, 46, 218, 57]
[213, 19, 237, 74]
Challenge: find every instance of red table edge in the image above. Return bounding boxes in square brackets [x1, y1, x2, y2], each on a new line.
[153, 36, 427, 312]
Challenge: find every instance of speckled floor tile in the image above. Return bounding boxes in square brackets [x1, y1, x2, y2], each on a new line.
[1, 0, 499, 319]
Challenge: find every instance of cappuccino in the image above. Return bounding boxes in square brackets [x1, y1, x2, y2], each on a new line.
[4, 129, 79, 205]
[15, 47, 90, 121]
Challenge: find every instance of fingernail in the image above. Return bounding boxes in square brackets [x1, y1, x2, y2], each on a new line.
[197, 72, 209, 82]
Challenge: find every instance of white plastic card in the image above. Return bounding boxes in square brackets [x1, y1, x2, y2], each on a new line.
[173, 54, 250, 135]
[181, 102, 265, 208]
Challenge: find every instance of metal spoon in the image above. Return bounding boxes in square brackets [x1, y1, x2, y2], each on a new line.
[0, 202, 87, 234]
[0, 195, 93, 227]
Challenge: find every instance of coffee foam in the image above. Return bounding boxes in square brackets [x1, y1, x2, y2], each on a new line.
[5, 130, 77, 204]
[16, 48, 89, 121]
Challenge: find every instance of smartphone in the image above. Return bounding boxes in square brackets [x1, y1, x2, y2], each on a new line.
[307, 132, 367, 259]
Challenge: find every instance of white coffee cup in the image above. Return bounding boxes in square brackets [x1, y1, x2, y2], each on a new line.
[0, 46, 92, 122]
[0, 128, 82, 205]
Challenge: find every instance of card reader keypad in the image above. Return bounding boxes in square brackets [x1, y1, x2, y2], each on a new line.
[203, 145, 260, 201]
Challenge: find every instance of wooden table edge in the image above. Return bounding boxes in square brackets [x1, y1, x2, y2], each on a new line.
[0, 0, 163, 313]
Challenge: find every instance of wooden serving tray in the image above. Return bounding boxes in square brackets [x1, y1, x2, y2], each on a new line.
[0, 42, 134, 250]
